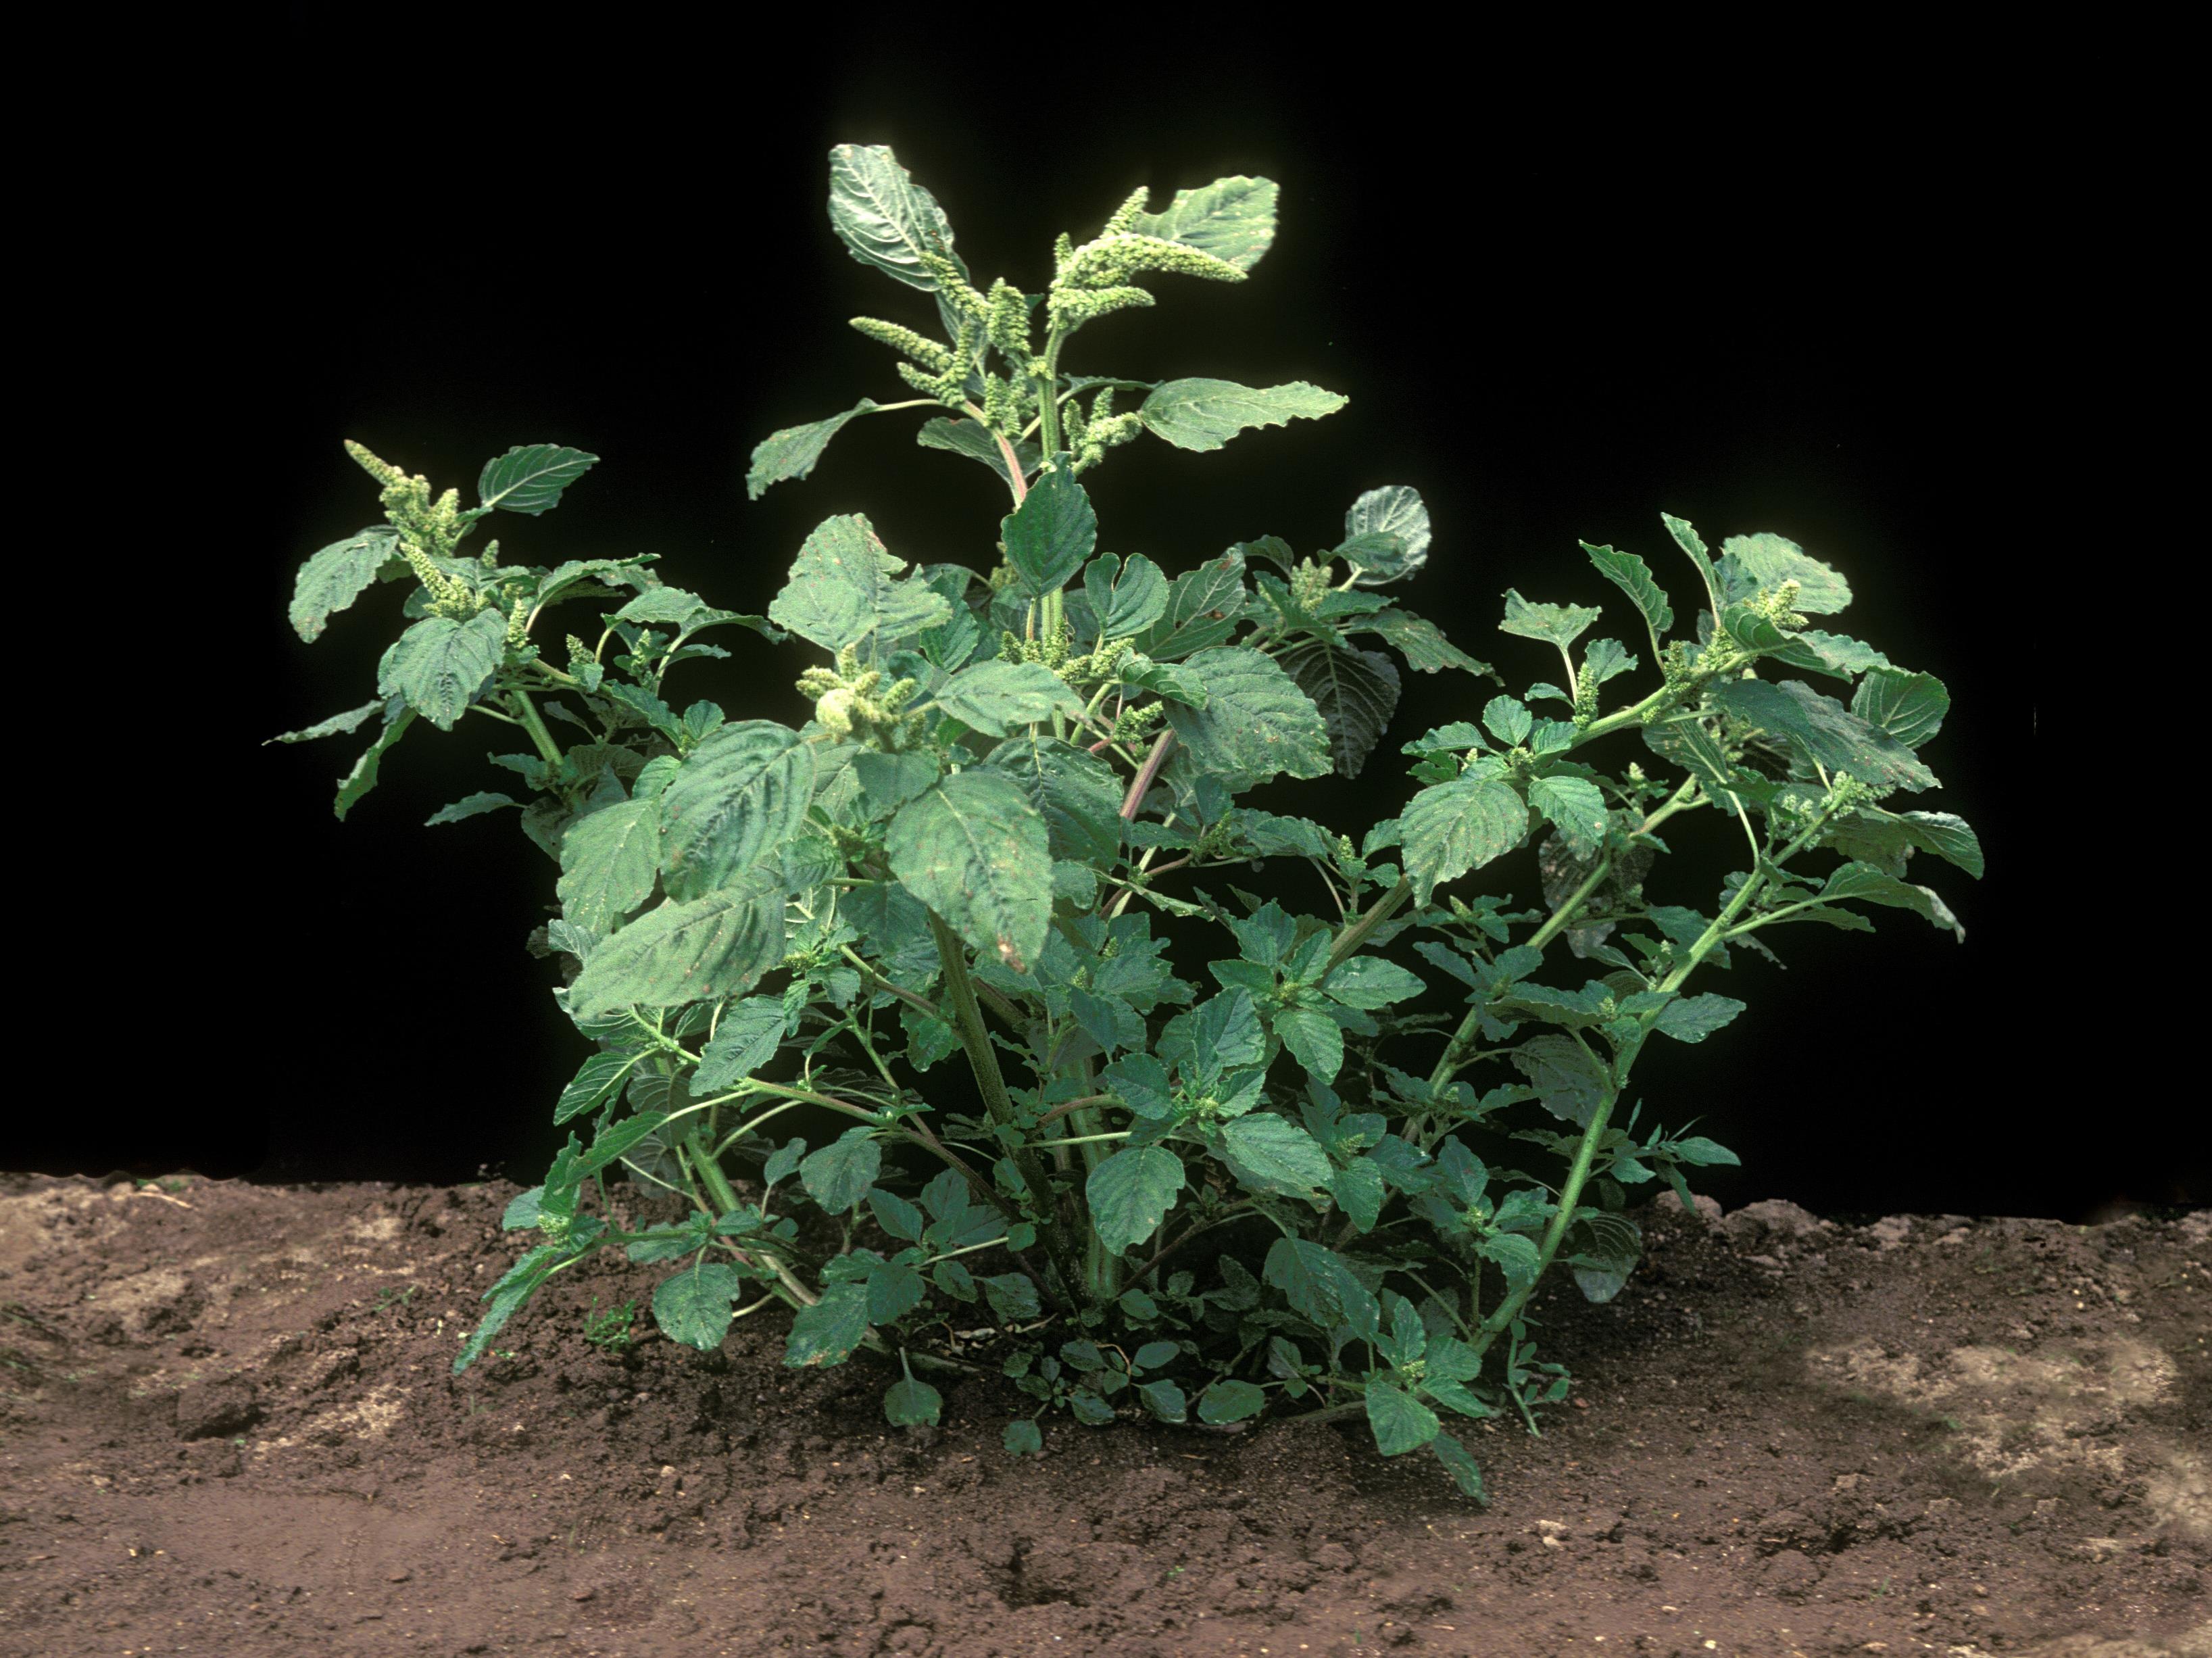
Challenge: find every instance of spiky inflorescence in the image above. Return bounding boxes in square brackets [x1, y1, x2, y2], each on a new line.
[850, 316, 954, 373]
[1099, 185, 1151, 237]
[985, 279, 1033, 362]
[917, 250, 990, 321]
[345, 441, 487, 618]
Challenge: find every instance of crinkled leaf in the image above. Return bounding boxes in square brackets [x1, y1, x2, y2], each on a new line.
[1133, 550, 1248, 660]
[1717, 532, 1852, 614]
[933, 660, 1084, 735]
[1221, 1114, 1335, 1200]
[1510, 1034, 1610, 1127]
[1002, 464, 1096, 598]
[290, 526, 398, 641]
[1342, 485, 1431, 585]
[1366, 1382, 1441, 1455]
[1086, 552, 1171, 639]
[1128, 175, 1278, 271]
[1581, 541, 1674, 641]
[1499, 589, 1602, 650]
[1652, 994, 1746, 1043]
[334, 706, 416, 821]
[784, 1282, 870, 1367]
[983, 733, 1123, 867]
[1527, 775, 1607, 859]
[658, 721, 816, 900]
[827, 143, 967, 294]
[1851, 666, 1950, 749]
[1709, 677, 1937, 796]
[1165, 646, 1329, 785]
[652, 1262, 746, 1350]
[1361, 608, 1489, 675]
[1086, 1146, 1186, 1256]
[916, 418, 1039, 487]
[1279, 639, 1400, 779]
[694, 996, 787, 1090]
[1138, 379, 1347, 452]
[1400, 776, 1527, 902]
[887, 770, 1052, 972]
[1273, 1006, 1344, 1082]
[768, 513, 951, 653]
[558, 797, 661, 934]
[376, 609, 508, 731]
[567, 865, 786, 1018]
[801, 1127, 882, 1215]
[1262, 1237, 1379, 1338]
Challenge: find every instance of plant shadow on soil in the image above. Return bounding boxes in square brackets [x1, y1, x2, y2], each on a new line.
[1, 1173, 2207, 1658]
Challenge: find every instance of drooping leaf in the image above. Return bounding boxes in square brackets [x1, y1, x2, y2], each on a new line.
[1652, 994, 1747, 1043]
[290, 526, 398, 641]
[1717, 532, 1852, 614]
[652, 1262, 746, 1350]
[1818, 861, 1965, 940]
[1341, 485, 1431, 585]
[1851, 666, 1950, 749]
[1137, 379, 1347, 452]
[827, 143, 967, 294]
[1360, 608, 1490, 675]
[1001, 464, 1096, 598]
[1824, 806, 1984, 879]
[932, 660, 1085, 735]
[1510, 1034, 1611, 1126]
[478, 444, 599, 516]
[1430, 1430, 1488, 1501]
[424, 791, 517, 827]
[1709, 677, 1938, 796]
[1278, 639, 1401, 779]
[693, 996, 788, 1090]
[747, 399, 878, 499]
[333, 706, 415, 820]
[1127, 176, 1278, 271]
[1400, 776, 1528, 901]
[376, 608, 508, 731]
[1086, 1146, 1187, 1256]
[1262, 1237, 1379, 1338]
[1499, 590, 1602, 650]
[983, 733, 1123, 867]
[454, 1245, 560, 1373]
[1581, 541, 1674, 643]
[658, 722, 816, 899]
[1132, 550, 1249, 660]
[887, 770, 1052, 972]
[268, 700, 385, 745]
[558, 797, 662, 934]
[567, 865, 787, 1018]
[916, 418, 1039, 487]
[767, 514, 951, 653]
[1165, 646, 1330, 785]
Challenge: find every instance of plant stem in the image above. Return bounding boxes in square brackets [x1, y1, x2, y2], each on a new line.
[1119, 729, 1177, 819]
[507, 687, 564, 766]
[1323, 877, 1413, 976]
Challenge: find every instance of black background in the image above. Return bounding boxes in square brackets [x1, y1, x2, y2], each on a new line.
[51, 20, 2182, 1221]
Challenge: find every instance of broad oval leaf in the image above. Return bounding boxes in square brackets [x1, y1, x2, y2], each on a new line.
[933, 660, 1084, 736]
[652, 1262, 746, 1351]
[1220, 1114, 1335, 1200]
[567, 865, 787, 1019]
[827, 143, 967, 293]
[1365, 1382, 1442, 1455]
[376, 609, 508, 731]
[983, 733, 1123, 867]
[478, 444, 599, 516]
[1002, 464, 1096, 598]
[1708, 677, 1937, 796]
[747, 399, 877, 500]
[1400, 776, 1529, 901]
[784, 1282, 870, 1368]
[1165, 646, 1330, 786]
[768, 514, 951, 653]
[658, 722, 815, 898]
[1086, 1146, 1187, 1257]
[1717, 532, 1852, 614]
[693, 996, 788, 1090]
[290, 525, 398, 641]
[1127, 176, 1278, 272]
[1278, 639, 1401, 778]
[1850, 666, 1949, 750]
[887, 770, 1052, 972]
[558, 796, 662, 935]
[1342, 486, 1431, 585]
[800, 1128, 882, 1215]
[884, 1373, 943, 1427]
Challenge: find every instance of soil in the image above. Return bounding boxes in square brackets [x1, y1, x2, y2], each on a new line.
[1, 1173, 2205, 1658]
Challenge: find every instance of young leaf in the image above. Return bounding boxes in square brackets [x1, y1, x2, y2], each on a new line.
[567, 865, 787, 1018]
[1341, 486, 1431, 585]
[1278, 639, 1401, 779]
[1652, 994, 1747, 1043]
[784, 1282, 871, 1368]
[424, 791, 517, 826]
[1498, 590, 1602, 650]
[1196, 1378, 1268, 1423]
[884, 1373, 943, 1427]
[1581, 541, 1674, 643]
[1086, 1146, 1187, 1256]
[1002, 464, 1096, 598]
[767, 514, 952, 652]
[917, 418, 1039, 487]
[376, 609, 508, 731]
[1164, 646, 1330, 785]
[1273, 1006, 1344, 1082]
[1138, 379, 1347, 452]
[1127, 176, 1279, 272]
[1400, 776, 1527, 902]
[478, 444, 599, 516]
[1366, 1382, 1441, 1455]
[887, 771, 1053, 972]
[747, 399, 878, 499]
[652, 1262, 746, 1351]
[826, 143, 966, 294]
[1527, 775, 1607, 860]
[658, 722, 816, 899]
[290, 526, 399, 641]
[1717, 532, 1852, 614]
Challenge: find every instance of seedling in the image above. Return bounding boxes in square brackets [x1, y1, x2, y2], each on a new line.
[278, 145, 1978, 1502]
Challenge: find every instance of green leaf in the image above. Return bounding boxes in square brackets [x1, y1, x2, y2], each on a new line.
[884, 1373, 943, 1427]
[567, 865, 787, 1018]
[424, 791, 517, 826]
[1826, 807, 1984, 879]
[983, 733, 1123, 867]
[1001, 464, 1096, 598]
[376, 609, 507, 731]
[658, 722, 816, 900]
[1581, 542, 1674, 641]
[1136, 1379, 1188, 1423]
[1478, 1230, 1542, 1295]
[916, 418, 1039, 487]
[478, 444, 599, 516]
[887, 770, 1052, 972]
[1709, 677, 1938, 796]
[334, 706, 416, 821]
[1132, 550, 1249, 660]
[1340, 485, 1431, 585]
[747, 399, 877, 499]
[1221, 1114, 1335, 1200]
[554, 1050, 635, 1125]
[1273, 1006, 1344, 1082]
[1323, 956, 1427, 1009]
[1400, 776, 1528, 902]
[1652, 994, 1746, 1043]
[1499, 589, 1602, 650]
[1086, 1146, 1187, 1256]
[1662, 512, 1722, 606]
[784, 1282, 871, 1368]
[290, 526, 398, 641]
[455, 1245, 560, 1373]
[867, 1259, 925, 1323]
[557, 798, 661, 935]
[1851, 666, 1950, 749]
[652, 1263, 745, 1351]
[1278, 639, 1401, 779]
[1527, 775, 1607, 859]
[801, 1127, 882, 1215]
[852, 750, 943, 816]
[1366, 1382, 1441, 1455]
[1718, 532, 1852, 614]
[1262, 1237, 1379, 1338]
[1430, 1430, 1488, 1502]
[1483, 696, 1532, 746]
[1137, 379, 1346, 452]
[1002, 1418, 1044, 1455]
[1360, 608, 1490, 675]
[1510, 1034, 1611, 1126]
[1196, 1378, 1268, 1423]
[268, 700, 385, 745]
[932, 660, 1084, 735]
[1819, 861, 1965, 940]
[1330, 1159, 1387, 1232]
[983, 1274, 1041, 1321]
[1085, 553, 1171, 639]
[1165, 646, 1329, 785]
[827, 143, 966, 294]
[694, 996, 787, 1090]
[1128, 176, 1278, 271]
[768, 514, 952, 654]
